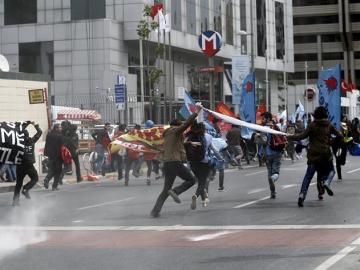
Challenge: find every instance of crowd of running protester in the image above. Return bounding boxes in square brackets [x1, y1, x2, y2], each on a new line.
[4, 103, 360, 213]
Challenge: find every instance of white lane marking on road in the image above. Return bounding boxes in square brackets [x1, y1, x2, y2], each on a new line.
[187, 231, 234, 242]
[313, 235, 360, 270]
[3, 224, 360, 231]
[248, 188, 267, 194]
[77, 197, 134, 210]
[233, 196, 270, 209]
[245, 170, 267, 176]
[313, 246, 356, 270]
[72, 220, 84, 223]
[281, 184, 298, 189]
[346, 168, 360, 174]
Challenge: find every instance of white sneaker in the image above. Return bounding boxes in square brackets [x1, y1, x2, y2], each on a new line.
[271, 174, 279, 182]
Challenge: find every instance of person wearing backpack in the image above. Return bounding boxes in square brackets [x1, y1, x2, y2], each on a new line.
[257, 112, 286, 199]
[185, 122, 214, 209]
[150, 103, 203, 218]
[287, 107, 342, 207]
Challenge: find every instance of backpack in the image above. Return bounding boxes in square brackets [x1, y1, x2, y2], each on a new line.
[61, 145, 72, 165]
[184, 134, 206, 162]
[269, 125, 287, 151]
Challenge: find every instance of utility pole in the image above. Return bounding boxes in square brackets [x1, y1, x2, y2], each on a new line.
[209, 57, 215, 110]
[265, 50, 269, 111]
[305, 61, 308, 122]
[250, 0, 254, 73]
[139, 38, 145, 120]
[163, 29, 167, 124]
[283, 55, 287, 120]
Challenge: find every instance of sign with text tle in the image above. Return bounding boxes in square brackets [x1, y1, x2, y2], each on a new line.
[0, 121, 28, 165]
[28, 89, 44, 104]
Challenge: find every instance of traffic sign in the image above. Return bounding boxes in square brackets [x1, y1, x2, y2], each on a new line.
[115, 83, 126, 110]
[198, 30, 222, 57]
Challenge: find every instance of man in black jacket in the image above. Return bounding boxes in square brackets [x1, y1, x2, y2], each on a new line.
[13, 122, 42, 206]
[61, 121, 82, 183]
[43, 124, 63, 191]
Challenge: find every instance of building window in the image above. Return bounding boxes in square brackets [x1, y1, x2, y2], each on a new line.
[19, 42, 54, 80]
[256, 0, 267, 57]
[322, 52, 343, 61]
[289, 71, 318, 80]
[293, 0, 338, 6]
[293, 15, 339, 25]
[4, 0, 37, 25]
[186, 0, 197, 35]
[240, 0, 247, 53]
[351, 14, 360, 22]
[171, 0, 182, 31]
[225, 0, 233, 45]
[275, 2, 285, 59]
[213, 0, 222, 34]
[321, 34, 341, 42]
[294, 35, 317, 43]
[354, 51, 360, 59]
[71, 0, 106, 20]
[200, 0, 209, 32]
[294, 53, 318, 62]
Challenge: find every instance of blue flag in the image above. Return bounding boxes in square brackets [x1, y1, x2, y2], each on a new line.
[317, 64, 341, 129]
[179, 91, 218, 137]
[239, 73, 256, 139]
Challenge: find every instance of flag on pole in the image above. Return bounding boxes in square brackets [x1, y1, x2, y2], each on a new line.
[150, 4, 163, 19]
[317, 64, 341, 129]
[290, 100, 305, 123]
[239, 72, 256, 139]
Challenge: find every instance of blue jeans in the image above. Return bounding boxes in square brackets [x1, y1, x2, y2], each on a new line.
[299, 164, 316, 199]
[266, 153, 282, 194]
[95, 144, 105, 173]
[299, 163, 328, 200]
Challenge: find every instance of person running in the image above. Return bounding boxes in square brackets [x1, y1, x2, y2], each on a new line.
[226, 124, 244, 169]
[61, 121, 82, 183]
[150, 103, 202, 218]
[91, 122, 111, 176]
[287, 106, 342, 207]
[12, 122, 42, 206]
[257, 112, 285, 199]
[185, 122, 213, 209]
[43, 124, 64, 191]
[112, 124, 127, 180]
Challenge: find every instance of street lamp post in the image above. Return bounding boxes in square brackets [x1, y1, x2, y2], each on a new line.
[265, 49, 269, 111]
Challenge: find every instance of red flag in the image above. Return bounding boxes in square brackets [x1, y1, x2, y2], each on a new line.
[349, 81, 356, 93]
[341, 80, 349, 94]
[150, 4, 163, 19]
[215, 101, 236, 118]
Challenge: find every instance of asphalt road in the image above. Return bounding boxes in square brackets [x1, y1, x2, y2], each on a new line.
[0, 156, 360, 270]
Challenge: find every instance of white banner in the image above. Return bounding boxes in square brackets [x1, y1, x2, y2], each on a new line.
[204, 109, 287, 136]
[232, 55, 250, 105]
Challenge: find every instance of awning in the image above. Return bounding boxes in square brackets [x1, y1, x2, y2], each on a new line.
[56, 108, 101, 121]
